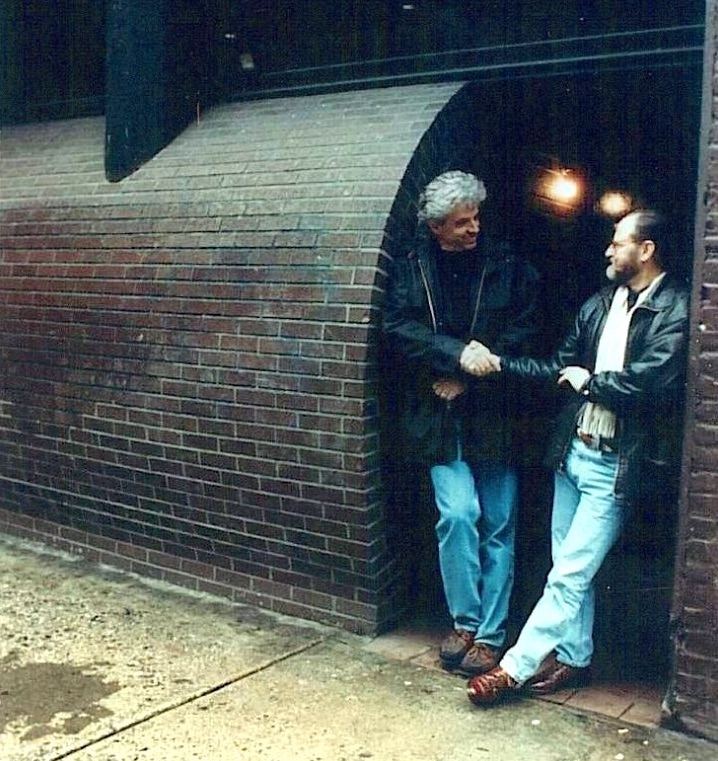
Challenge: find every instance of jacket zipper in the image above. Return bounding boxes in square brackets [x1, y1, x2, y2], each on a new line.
[417, 258, 438, 333]
[418, 255, 487, 450]
[469, 263, 489, 335]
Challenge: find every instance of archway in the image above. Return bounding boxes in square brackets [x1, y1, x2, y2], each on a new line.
[381, 63, 702, 693]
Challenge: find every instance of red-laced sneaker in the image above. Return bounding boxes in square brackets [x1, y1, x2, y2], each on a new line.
[467, 667, 520, 706]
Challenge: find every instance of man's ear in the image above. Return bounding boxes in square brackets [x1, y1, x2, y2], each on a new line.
[640, 239, 656, 263]
[427, 219, 442, 236]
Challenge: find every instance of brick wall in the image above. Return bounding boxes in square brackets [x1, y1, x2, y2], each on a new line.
[670, 4, 718, 741]
[0, 84, 461, 633]
[4, 60, 717, 738]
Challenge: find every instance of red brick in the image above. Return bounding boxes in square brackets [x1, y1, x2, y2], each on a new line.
[0, 82, 467, 640]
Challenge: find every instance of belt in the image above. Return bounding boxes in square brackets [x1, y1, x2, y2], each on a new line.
[576, 429, 618, 453]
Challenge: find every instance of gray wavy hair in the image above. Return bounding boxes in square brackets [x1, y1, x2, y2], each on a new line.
[417, 170, 487, 223]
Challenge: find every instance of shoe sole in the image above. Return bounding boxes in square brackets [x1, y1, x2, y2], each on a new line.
[528, 673, 591, 696]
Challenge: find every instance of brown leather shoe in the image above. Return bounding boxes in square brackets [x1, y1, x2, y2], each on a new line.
[439, 629, 475, 668]
[527, 661, 591, 696]
[456, 641, 499, 676]
[528, 651, 560, 683]
[467, 667, 520, 706]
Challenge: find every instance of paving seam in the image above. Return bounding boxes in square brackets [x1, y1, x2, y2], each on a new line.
[47, 634, 333, 761]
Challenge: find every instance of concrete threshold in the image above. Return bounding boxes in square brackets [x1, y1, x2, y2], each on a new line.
[365, 626, 667, 729]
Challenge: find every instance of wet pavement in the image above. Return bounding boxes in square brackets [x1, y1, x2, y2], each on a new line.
[0, 535, 715, 761]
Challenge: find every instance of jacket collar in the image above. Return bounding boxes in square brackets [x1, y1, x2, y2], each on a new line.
[414, 231, 504, 272]
[599, 272, 679, 312]
[413, 232, 501, 332]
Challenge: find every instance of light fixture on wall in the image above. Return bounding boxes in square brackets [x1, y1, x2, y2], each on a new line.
[532, 163, 585, 217]
[545, 171, 581, 204]
[597, 190, 633, 218]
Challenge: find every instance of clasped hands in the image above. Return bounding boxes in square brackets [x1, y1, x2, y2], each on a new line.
[433, 341, 500, 401]
[433, 342, 590, 401]
[460, 340, 501, 377]
[462, 342, 590, 391]
[557, 366, 590, 392]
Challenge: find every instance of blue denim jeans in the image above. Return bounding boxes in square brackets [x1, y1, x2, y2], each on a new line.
[501, 439, 625, 683]
[430, 458, 518, 648]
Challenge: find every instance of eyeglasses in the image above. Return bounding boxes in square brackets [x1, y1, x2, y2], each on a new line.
[607, 238, 636, 251]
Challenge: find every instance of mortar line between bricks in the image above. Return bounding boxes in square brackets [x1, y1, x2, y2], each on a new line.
[48, 634, 333, 761]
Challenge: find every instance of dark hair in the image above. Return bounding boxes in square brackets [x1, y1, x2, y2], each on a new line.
[625, 209, 668, 267]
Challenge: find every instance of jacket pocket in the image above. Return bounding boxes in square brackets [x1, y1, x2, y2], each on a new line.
[401, 393, 458, 464]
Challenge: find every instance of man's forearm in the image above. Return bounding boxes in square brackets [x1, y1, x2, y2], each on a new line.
[498, 354, 562, 380]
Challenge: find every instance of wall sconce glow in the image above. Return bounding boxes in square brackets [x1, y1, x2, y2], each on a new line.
[545, 171, 581, 203]
[598, 191, 632, 218]
[533, 167, 584, 216]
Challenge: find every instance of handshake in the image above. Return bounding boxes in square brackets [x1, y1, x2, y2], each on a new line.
[432, 341, 501, 401]
[460, 340, 501, 377]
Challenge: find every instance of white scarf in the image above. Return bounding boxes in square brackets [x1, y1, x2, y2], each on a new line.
[580, 273, 666, 439]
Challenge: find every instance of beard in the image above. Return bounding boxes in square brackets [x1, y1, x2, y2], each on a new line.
[606, 263, 637, 285]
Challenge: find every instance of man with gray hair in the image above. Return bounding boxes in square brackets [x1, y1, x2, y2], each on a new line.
[383, 170, 542, 675]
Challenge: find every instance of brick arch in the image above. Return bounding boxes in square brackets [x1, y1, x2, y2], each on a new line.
[0, 84, 465, 632]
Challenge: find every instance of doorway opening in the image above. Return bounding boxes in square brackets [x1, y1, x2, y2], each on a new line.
[381, 61, 702, 720]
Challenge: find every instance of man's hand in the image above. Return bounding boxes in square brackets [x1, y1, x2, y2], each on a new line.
[465, 353, 501, 377]
[558, 366, 590, 392]
[460, 340, 488, 371]
[432, 378, 467, 401]
[460, 341, 501, 377]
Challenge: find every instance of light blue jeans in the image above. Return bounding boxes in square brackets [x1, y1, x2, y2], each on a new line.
[430, 458, 518, 648]
[501, 439, 625, 683]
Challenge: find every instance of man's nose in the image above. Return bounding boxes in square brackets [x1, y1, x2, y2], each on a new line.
[470, 219, 479, 233]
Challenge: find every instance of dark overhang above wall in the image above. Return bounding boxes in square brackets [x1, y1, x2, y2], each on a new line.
[105, 0, 210, 182]
[102, 0, 706, 181]
[217, 1, 705, 100]
[229, 22, 705, 100]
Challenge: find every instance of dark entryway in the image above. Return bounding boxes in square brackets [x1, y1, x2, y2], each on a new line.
[384, 61, 703, 690]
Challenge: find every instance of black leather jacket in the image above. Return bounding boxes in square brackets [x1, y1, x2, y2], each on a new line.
[501, 275, 689, 501]
[382, 233, 542, 464]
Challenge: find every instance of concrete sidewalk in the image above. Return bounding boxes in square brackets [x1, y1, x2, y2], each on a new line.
[0, 536, 714, 761]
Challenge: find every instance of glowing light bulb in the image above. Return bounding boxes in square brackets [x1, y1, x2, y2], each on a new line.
[548, 173, 580, 203]
[599, 191, 632, 217]
[531, 164, 585, 217]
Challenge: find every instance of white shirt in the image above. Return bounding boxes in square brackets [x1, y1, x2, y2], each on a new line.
[580, 272, 666, 439]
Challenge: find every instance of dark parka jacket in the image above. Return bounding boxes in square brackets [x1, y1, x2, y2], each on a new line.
[500, 275, 689, 502]
[382, 232, 542, 465]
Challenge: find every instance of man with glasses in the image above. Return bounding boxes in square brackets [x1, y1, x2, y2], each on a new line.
[462, 209, 689, 704]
